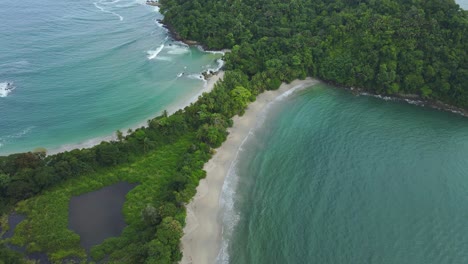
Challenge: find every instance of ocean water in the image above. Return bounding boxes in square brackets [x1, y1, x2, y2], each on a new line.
[222, 85, 468, 264]
[0, 0, 222, 155]
[457, 0, 468, 9]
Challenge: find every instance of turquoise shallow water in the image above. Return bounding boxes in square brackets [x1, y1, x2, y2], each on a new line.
[0, 0, 221, 155]
[222, 85, 468, 264]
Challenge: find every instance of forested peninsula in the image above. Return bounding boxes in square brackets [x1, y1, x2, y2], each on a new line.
[1, 0, 467, 263]
[162, 0, 468, 109]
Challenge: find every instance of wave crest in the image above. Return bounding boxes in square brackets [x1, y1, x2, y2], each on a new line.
[166, 45, 190, 55]
[147, 44, 165, 60]
[93, 2, 124, 21]
[0, 82, 15, 98]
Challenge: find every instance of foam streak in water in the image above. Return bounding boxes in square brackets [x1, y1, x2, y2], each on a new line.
[204, 59, 225, 73]
[93, 2, 124, 21]
[100, 0, 121, 4]
[154, 18, 168, 32]
[0, 82, 14, 97]
[166, 45, 190, 55]
[216, 82, 315, 264]
[187, 74, 208, 87]
[197, 45, 227, 55]
[0, 126, 35, 149]
[147, 44, 165, 60]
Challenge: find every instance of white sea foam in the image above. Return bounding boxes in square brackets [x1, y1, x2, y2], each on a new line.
[99, 0, 121, 4]
[0, 126, 35, 150]
[166, 45, 190, 55]
[48, 134, 117, 155]
[116, 0, 143, 8]
[204, 59, 225, 73]
[93, 2, 124, 21]
[46, 83, 313, 156]
[0, 82, 14, 98]
[361, 92, 426, 106]
[196, 45, 227, 55]
[216, 157, 242, 264]
[187, 74, 208, 87]
[154, 18, 168, 33]
[404, 98, 424, 106]
[274, 83, 311, 101]
[216, 82, 316, 263]
[147, 44, 165, 60]
[361, 92, 394, 101]
[360, 92, 468, 117]
[155, 56, 172, 61]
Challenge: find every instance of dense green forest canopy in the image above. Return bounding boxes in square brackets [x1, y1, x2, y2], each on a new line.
[161, 0, 468, 108]
[0, 0, 467, 263]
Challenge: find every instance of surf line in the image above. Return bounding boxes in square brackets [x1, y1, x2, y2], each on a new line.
[147, 36, 169, 60]
[0, 82, 15, 98]
[94, 1, 124, 21]
[147, 43, 165, 60]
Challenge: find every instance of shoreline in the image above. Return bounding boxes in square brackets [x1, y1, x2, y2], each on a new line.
[179, 75, 466, 264]
[180, 78, 319, 264]
[45, 71, 225, 155]
[320, 79, 468, 118]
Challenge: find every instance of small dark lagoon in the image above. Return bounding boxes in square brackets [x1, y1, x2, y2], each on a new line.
[2, 213, 49, 263]
[68, 182, 137, 250]
[2, 212, 25, 239]
[2, 182, 136, 262]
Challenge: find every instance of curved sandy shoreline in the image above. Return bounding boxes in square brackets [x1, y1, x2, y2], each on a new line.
[47, 72, 225, 155]
[180, 78, 319, 264]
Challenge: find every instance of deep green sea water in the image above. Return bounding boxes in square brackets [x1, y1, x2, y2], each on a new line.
[221, 84, 468, 264]
[0, 0, 221, 155]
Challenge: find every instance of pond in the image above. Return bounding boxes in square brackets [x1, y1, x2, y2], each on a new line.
[2, 213, 49, 263]
[68, 182, 137, 250]
[2, 212, 25, 239]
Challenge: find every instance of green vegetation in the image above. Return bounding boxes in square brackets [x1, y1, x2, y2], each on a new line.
[0, 71, 256, 262]
[1, 0, 467, 263]
[0, 243, 27, 264]
[10, 137, 193, 262]
[161, 0, 468, 108]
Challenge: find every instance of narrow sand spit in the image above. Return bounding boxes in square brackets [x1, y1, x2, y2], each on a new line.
[181, 78, 319, 264]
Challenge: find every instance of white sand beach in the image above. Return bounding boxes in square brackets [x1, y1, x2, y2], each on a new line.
[180, 77, 319, 264]
[48, 71, 225, 155]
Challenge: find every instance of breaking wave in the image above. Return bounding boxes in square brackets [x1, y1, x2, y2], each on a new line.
[99, 0, 121, 4]
[360, 92, 425, 106]
[166, 45, 190, 55]
[204, 59, 225, 73]
[196, 45, 227, 55]
[147, 43, 165, 60]
[187, 74, 207, 87]
[0, 82, 15, 98]
[216, 82, 317, 263]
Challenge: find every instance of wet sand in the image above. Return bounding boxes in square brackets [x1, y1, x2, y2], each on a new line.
[180, 78, 319, 264]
